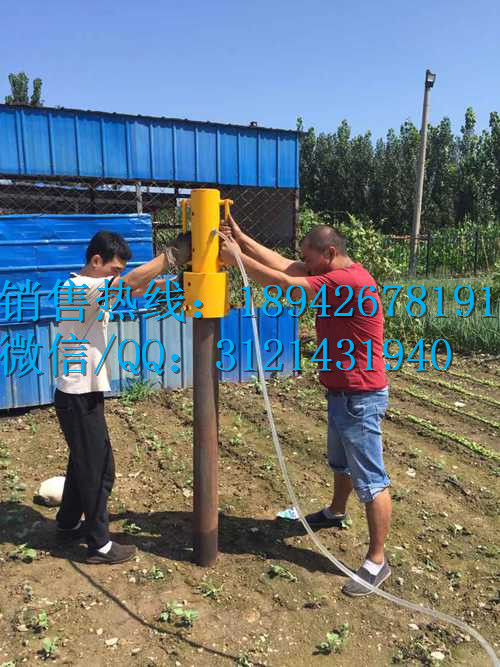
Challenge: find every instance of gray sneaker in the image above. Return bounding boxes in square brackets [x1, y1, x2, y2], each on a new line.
[342, 561, 391, 597]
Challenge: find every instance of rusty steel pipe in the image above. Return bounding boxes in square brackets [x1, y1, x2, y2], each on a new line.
[192, 316, 219, 566]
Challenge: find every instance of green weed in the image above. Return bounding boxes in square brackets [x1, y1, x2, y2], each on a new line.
[121, 379, 156, 405]
[268, 564, 297, 582]
[40, 636, 58, 660]
[159, 601, 198, 627]
[10, 544, 38, 563]
[315, 623, 349, 655]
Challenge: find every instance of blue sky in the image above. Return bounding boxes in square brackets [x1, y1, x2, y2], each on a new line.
[2, 0, 498, 141]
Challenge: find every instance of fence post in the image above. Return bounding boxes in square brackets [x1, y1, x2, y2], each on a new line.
[473, 227, 479, 276]
[425, 230, 431, 277]
[135, 181, 143, 215]
[89, 185, 96, 214]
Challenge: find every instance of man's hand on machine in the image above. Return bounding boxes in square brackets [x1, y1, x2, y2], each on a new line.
[220, 235, 240, 266]
[159, 231, 192, 272]
[220, 214, 243, 245]
[134, 231, 191, 315]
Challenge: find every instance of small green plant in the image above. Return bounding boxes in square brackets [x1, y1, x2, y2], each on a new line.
[196, 580, 224, 600]
[159, 601, 199, 627]
[0, 442, 11, 469]
[22, 583, 34, 601]
[389, 551, 403, 566]
[145, 432, 163, 451]
[236, 655, 253, 666]
[423, 556, 438, 572]
[148, 565, 165, 580]
[229, 429, 244, 446]
[476, 544, 499, 558]
[26, 414, 37, 434]
[122, 520, 141, 535]
[315, 624, 349, 655]
[10, 544, 38, 562]
[448, 523, 471, 537]
[41, 636, 58, 660]
[267, 564, 297, 582]
[260, 457, 275, 471]
[250, 375, 263, 394]
[446, 570, 463, 589]
[340, 516, 353, 530]
[1, 661, 16, 667]
[121, 379, 156, 405]
[5, 471, 26, 502]
[31, 610, 49, 633]
[392, 638, 437, 664]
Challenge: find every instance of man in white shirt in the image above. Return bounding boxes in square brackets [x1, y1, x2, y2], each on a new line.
[54, 230, 177, 564]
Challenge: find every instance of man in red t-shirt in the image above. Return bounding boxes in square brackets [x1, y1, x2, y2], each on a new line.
[221, 220, 391, 596]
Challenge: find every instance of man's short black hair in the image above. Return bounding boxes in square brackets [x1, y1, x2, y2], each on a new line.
[85, 231, 132, 264]
[303, 225, 347, 255]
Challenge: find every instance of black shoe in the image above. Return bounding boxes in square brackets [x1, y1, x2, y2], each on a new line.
[86, 542, 137, 565]
[56, 522, 87, 544]
[304, 509, 348, 529]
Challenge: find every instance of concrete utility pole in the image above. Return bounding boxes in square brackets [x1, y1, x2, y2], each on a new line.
[409, 69, 436, 276]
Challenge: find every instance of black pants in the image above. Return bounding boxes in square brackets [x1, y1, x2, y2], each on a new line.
[54, 389, 115, 551]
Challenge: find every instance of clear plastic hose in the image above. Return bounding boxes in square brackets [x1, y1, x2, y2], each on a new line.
[217, 230, 499, 666]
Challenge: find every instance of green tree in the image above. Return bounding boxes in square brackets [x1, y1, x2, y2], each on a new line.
[424, 117, 457, 229]
[4, 72, 43, 106]
[398, 120, 420, 231]
[347, 131, 373, 217]
[297, 117, 318, 208]
[379, 128, 402, 231]
[489, 111, 500, 219]
[298, 106, 498, 232]
[456, 107, 481, 222]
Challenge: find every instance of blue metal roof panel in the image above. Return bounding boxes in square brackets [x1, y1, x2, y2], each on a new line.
[0, 105, 299, 188]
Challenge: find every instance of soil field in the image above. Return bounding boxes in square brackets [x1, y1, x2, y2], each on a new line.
[0, 356, 498, 666]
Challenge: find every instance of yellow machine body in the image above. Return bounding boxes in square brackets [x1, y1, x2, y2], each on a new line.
[183, 189, 231, 319]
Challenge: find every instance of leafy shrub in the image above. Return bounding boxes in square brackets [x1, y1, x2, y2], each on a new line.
[338, 214, 403, 283]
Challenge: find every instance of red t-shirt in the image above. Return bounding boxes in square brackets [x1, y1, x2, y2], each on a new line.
[306, 263, 387, 392]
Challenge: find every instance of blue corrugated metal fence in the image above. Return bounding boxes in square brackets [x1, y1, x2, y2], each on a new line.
[0, 214, 297, 410]
[0, 307, 298, 410]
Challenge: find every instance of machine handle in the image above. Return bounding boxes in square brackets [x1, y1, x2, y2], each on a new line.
[220, 198, 234, 223]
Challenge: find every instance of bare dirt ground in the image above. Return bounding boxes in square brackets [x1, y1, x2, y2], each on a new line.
[0, 356, 498, 666]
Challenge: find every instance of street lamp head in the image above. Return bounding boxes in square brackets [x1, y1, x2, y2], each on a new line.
[425, 69, 436, 88]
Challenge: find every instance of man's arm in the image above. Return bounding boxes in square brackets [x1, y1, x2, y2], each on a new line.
[221, 216, 308, 276]
[122, 231, 191, 293]
[241, 254, 315, 298]
[129, 277, 172, 297]
[120, 254, 168, 292]
[221, 238, 315, 299]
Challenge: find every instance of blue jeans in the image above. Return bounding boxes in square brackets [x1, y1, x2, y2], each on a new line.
[327, 387, 390, 503]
